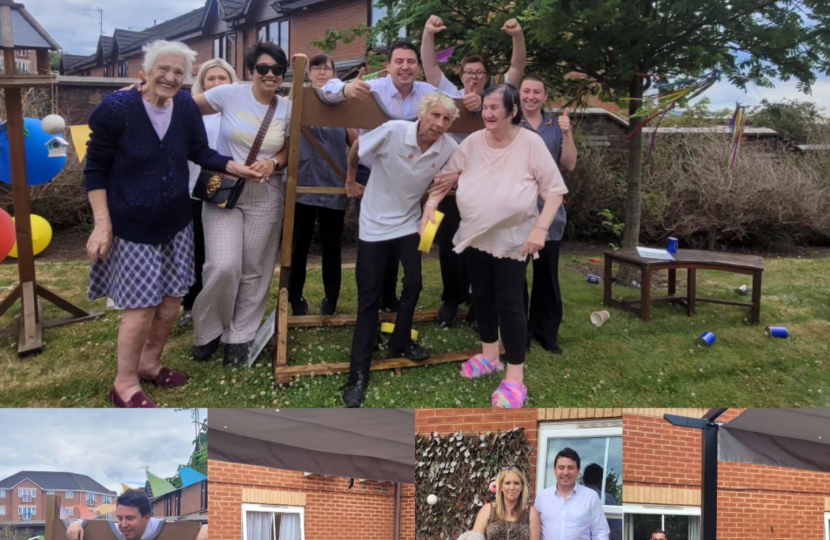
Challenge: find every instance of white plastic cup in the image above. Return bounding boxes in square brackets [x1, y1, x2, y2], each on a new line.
[590, 310, 611, 327]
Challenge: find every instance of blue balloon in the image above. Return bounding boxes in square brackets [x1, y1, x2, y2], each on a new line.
[0, 117, 68, 186]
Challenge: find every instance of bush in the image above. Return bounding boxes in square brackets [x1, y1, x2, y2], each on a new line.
[565, 134, 830, 249]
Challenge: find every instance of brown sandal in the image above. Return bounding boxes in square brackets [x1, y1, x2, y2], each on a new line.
[108, 388, 157, 408]
[140, 366, 190, 389]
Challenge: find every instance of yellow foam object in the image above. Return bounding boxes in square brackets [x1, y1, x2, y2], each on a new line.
[69, 124, 92, 162]
[418, 209, 444, 253]
[9, 214, 52, 258]
[380, 322, 419, 341]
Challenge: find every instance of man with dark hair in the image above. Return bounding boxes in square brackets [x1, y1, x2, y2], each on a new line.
[66, 489, 164, 540]
[534, 448, 610, 540]
[582, 464, 621, 540]
[650, 530, 667, 540]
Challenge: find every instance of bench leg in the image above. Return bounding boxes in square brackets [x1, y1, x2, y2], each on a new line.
[668, 268, 677, 296]
[641, 265, 651, 321]
[750, 270, 762, 324]
[603, 255, 613, 307]
[687, 268, 697, 316]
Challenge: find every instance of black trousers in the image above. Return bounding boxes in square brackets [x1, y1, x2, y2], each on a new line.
[466, 247, 527, 365]
[288, 202, 346, 307]
[350, 234, 422, 374]
[437, 196, 471, 305]
[526, 240, 563, 346]
[356, 164, 399, 305]
[182, 199, 206, 311]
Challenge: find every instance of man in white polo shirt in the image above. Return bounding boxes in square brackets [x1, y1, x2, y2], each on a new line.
[535, 448, 610, 540]
[341, 92, 460, 408]
[65, 489, 175, 540]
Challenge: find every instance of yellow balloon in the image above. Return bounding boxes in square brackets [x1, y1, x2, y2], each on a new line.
[8, 214, 53, 258]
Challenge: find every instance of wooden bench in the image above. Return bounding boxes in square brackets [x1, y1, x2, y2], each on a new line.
[603, 248, 764, 323]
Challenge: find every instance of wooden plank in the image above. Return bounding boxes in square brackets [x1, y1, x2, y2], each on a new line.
[45, 494, 60, 540]
[751, 270, 763, 324]
[0, 7, 14, 49]
[0, 283, 20, 317]
[288, 308, 468, 328]
[296, 186, 346, 194]
[5, 86, 37, 284]
[275, 348, 480, 384]
[276, 288, 289, 366]
[301, 125, 346, 181]
[18, 280, 41, 355]
[0, 75, 55, 87]
[57, 520, 201, 540]
[42, 312, 104, 329]
[36, 284, 91, 317]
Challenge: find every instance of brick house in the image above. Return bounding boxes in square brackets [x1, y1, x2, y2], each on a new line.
[209, 460, 415, 540]
[416, 409, 624, 539]
[623, 408, 830, 540]
[150, 467, 209, 519]
[0, 471, 115, 524]
[0, 48, 38, 74]
[61, 0, 392, 80]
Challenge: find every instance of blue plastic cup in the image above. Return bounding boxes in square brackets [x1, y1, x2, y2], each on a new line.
[697, 331, 716, 347]
[586, 275, 601, 284]
[765, 326, 789, 338]
[667, 237, 679, 254]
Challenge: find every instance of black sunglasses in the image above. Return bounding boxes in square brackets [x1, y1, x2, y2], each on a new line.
[254, 64, 286, 77]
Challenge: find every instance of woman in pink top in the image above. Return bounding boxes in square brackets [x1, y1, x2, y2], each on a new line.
[422, 84, 567, 408]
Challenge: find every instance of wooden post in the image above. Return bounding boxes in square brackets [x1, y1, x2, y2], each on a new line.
[45, 494, 60, 540]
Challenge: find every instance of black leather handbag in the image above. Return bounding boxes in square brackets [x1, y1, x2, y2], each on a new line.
[192, 94, 279, 209]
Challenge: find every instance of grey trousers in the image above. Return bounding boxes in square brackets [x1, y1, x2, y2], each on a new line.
[192, 177, 284, 345]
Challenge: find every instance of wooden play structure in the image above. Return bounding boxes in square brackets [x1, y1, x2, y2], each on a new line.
[43, 495, 201, 540]
[0, 0, 100, 355]
[260, 55, 484, 384]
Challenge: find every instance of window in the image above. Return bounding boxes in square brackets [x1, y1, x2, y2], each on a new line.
[242, 504, 305, 540]
[0, 490, 6, 497]
[18, 489, 36, 503]
[65, 491, 74, 499]
[624, 505, 701, 540]
[66, 508, 73, 516]
[103, 495, 113, 504]
[18, 506, 36, 521]
[200, 481, 207, 511]
[104, 65, 112, 77]
[118, 60, 129, 77]
[535, 420, 623, 540]
[370, 1, 405, 47]
[213, 33, 236, 66]
[16, 49, 28, 57]
[86, 492, 96, 506]
[825, 512, 829, 540]
[0, 506, 5, 516]
[258, 20, 289, 55]
[15, 60, 28, 74]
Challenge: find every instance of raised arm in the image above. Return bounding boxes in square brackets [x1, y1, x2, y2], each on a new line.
[192, 93, 219, 116]
[502, 18, 526, 87]
[421, 15, 447, 88]
[559, 109, 577, 171]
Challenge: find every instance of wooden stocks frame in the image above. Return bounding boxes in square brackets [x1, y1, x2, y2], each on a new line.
[44, 495, 201, 540]
[266, 55, 484, 384]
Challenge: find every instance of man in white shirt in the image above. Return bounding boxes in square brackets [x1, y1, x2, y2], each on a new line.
[341, 92, 460, 408]
[66, 489, 162, 540]
[650, 530, 667, 540]
[535, 448, 611, 540]
[322, 41, 480, 314]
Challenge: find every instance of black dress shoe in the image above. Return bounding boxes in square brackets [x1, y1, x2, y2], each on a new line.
[438, 301, 458, 326]
[319, 297, 336, 316]
[224, 342, 251, 366]
[534, 334, 563, 354]
[291, 297, 309, 316]
[341, 372, 370, 408]
[392, 343, 431, 361]
[192, 336, 221, 361]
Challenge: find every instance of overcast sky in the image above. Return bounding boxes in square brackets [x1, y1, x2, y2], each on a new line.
[0, 409, 206, 494]
[22, 0, 830, 112]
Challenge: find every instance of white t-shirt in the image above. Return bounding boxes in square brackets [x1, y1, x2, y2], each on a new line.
[204, 83, 292, 166]
[188, 113, 222, 196]
[358, 120, 458, 242]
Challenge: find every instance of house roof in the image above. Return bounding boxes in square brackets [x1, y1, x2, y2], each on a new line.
[221, 0, 248, 19]
[60, 54, 88, 71]
[112, 29, 155, 55]
[0, 471, 115, 494]
[97, 35, 114, 59]
[145, 471, 176, 499]
[123, 6, 206, 54]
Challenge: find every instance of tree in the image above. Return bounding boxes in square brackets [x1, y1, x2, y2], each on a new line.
[50, 51, 61, 72]
[372, 0, 830, 247]
[660, 97, 733, 127]
[749, 98, 829, 143]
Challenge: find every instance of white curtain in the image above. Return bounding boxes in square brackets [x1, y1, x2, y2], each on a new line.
[688, 516, 701, 540]
[279, 512, 302, 540]
[623, 515, 634, 540]
[246, 511, 275, 540]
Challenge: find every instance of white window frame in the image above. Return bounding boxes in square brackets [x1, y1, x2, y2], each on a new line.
[535, 420, 623, 522]
[824, 512, 829, 540]
[18, 488, 36, 503]
[66, 507, 73, 516]
[18, 506, 36, 520]
[241, 503, 305, 540]
[65, 491, 74, 499]
[16, 49, 27, 57]
[370, 1, 406, 47]
[86, 492, 96, 506]
[623, 504, 701, 540]
[258, 19, 289, 55]
[0, 490, 6, 497]
[0, 506, 5, 516]
[47, 491, 55, 496]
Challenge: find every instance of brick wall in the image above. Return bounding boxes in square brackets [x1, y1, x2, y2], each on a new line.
[624, 410, 830, 540]
[289, 0, 368, 61]
[209, 459, 414, 540]
[187, 35, 216, 74]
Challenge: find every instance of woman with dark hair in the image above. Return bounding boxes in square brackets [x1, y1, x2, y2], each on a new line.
[288, 54, 357, 316]
[422, 84, 567, 408]
[190, 42, 295, 365]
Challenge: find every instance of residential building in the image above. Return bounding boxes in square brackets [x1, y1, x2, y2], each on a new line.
[0, 471, 115, 524]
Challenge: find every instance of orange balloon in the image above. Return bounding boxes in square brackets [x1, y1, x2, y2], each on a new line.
[0, 209, 14, 263]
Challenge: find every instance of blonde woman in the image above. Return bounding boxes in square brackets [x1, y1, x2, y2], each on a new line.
[180, 58, 238, 328]
[472, 469, 540, 540]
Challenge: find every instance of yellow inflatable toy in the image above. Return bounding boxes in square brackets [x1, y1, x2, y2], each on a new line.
[9, 214, 53, 257]
[418, 210, 444, 253]
[380, 322, 419, 341]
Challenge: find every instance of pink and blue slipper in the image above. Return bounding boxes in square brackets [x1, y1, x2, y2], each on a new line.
[491, 380, 528, 409]
[460, 354, 504, 379]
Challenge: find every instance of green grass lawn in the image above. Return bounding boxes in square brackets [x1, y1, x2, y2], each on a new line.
[0, 251, 827, 408]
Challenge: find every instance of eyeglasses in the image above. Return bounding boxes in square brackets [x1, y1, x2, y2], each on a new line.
[254, 64, 287, 77]
[462, 70, 488, 79]
[310, 65, 334, 74]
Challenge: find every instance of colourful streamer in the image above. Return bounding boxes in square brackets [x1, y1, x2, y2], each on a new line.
[728, 103, 748, 170]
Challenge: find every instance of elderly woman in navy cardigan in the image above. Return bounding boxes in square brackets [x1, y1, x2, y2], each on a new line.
[84, 40, 260, 408]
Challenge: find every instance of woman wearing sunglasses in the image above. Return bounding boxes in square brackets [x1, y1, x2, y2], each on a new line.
[190, 42, 293, 366]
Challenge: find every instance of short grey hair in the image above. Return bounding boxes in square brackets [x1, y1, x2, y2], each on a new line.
[192, 58, 237, 95]
[419, 92, 460, 122]
[142, 40, 197, 81]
